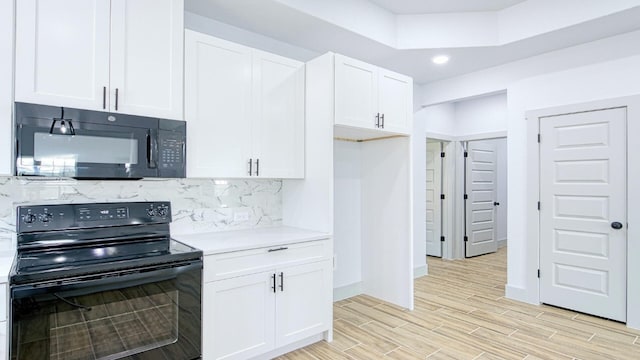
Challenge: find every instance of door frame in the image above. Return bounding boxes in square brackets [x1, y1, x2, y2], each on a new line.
[456, 132, 507, 259]
[426, 133, 456, 259]
[425, 139, 443, 258]
[526, 95, 640, 329]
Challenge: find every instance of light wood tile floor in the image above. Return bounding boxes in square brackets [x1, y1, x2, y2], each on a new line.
[278, 247, 640, 359]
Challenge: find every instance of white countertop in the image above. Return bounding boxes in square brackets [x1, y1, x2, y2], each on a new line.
[173, 226, 330, 255]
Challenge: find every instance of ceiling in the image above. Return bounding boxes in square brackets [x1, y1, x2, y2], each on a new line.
[368, 0, 526, 14]
[186, 0, 640, 85]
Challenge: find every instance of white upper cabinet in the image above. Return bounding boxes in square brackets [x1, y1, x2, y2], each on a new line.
[334, 55, 378, 130]
[252, 51, 305, 179]
[185, 31, 305, 179]
[334, 54, 412, 135]
[15, 0, 111, 111]
[109, 0, 184, 119]
[184, 31, 253, 178]
[378, 68, 412, 133]
[15, 0, 184, 120]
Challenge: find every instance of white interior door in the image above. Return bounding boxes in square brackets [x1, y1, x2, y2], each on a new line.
[465, 140, 498, 257]
[426, 141, 442, 257]
[539, 107, 627, 322]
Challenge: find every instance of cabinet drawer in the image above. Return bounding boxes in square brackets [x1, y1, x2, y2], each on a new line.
[204, 239, 330, 282]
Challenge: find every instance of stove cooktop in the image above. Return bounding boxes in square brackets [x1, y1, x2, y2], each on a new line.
[12, 202, 202, 285]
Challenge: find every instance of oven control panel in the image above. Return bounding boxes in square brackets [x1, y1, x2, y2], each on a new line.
[17, 201, 172, 233]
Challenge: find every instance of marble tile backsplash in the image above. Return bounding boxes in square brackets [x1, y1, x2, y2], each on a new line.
[0, 177, 283, 248]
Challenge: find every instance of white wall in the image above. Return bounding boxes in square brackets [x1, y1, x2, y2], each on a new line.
[505, 55, 640, 322]
[0, 0, 14, 175]
[417, 29, 640, 106]
[184, 11, 319, 62]
[416, 102, 455, 137]
[333, 140, 362, 289]
[412, 107, 427, 274]
[454, 93, 508, 136]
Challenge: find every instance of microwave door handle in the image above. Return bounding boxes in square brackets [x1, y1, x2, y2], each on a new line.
[147, 130, 158, 169]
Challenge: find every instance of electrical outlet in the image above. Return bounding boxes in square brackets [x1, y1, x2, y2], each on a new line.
[233, 211, 250, 222]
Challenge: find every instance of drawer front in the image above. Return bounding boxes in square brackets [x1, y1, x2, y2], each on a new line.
[204, 239, 330, 282]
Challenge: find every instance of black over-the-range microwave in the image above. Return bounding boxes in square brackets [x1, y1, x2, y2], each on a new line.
[15, 102, 186, 179]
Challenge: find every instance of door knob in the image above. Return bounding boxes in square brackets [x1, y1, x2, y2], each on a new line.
[611, 222, 623, 230]
[493, 202, 500, 206]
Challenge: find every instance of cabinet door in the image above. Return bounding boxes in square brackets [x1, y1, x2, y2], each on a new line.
[204, 272, 276, 360]
[252, 51, 305, 178]
[110, 0, 184, 120]
[15, 0, 111, 111]
[184, 31, 253, 178]
[0, 0, 14, 175]
[378, 68, 412, 134]
[275, 261, 332, 347]
[334, 54, 379, 130]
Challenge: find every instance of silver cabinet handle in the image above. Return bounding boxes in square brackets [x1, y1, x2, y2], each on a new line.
[268, 246, 288, 252]
[248, 158, 253, 176]
[381, 113, 385, 128]
[102, 86, 107, 109]
[375, 113, 380, 128]
[271, 273, 276, 293]
[115, 88, 119, 111]
[256, 158, 260, 176]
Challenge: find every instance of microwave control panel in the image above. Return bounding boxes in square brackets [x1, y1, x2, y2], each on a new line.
[158, 130, 185, 173]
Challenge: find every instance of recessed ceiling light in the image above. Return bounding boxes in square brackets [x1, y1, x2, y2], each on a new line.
[432, 55, 450, 65]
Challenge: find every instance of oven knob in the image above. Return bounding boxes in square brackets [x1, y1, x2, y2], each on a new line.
[147, 209, 155, 217]
[39, 213, 53, 223]
[157, 206, 168, 217]
[23, 214, 36, 224]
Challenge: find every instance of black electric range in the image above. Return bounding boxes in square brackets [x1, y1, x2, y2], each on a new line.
[10, 201, 203, 360]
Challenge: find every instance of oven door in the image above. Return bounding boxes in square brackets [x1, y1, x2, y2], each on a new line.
[10, 261, 202, 360]
[15, 103, 159, 179]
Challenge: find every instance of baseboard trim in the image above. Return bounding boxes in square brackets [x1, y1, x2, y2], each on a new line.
[333, 282, 363, 302]
[505, 284, 537, 305]
[498, 238, 507, 248]
[414, 265, 428, 278]
[252, 333, 325, 359]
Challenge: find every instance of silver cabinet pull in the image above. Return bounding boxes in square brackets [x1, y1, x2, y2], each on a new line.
[271, 273, 276, 293]
[381, 113, 385, 128]
[115, 88, 119, 111]
[256, 158, 260, 176]
[375, 113, 380, 128]
[279, 272, 284, 292]
[248, 158, 253, 176]
[267, 247, 288, 252]
[102, 86, 107, 109]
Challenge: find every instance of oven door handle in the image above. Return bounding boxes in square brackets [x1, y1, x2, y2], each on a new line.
[11, 260, 202, 300]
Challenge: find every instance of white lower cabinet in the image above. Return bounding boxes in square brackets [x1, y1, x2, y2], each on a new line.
[205, 271, 276, 360]
[274, 261, 332, 346]
[0, 321, 5, 360]
[202, 240, 331, 360]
